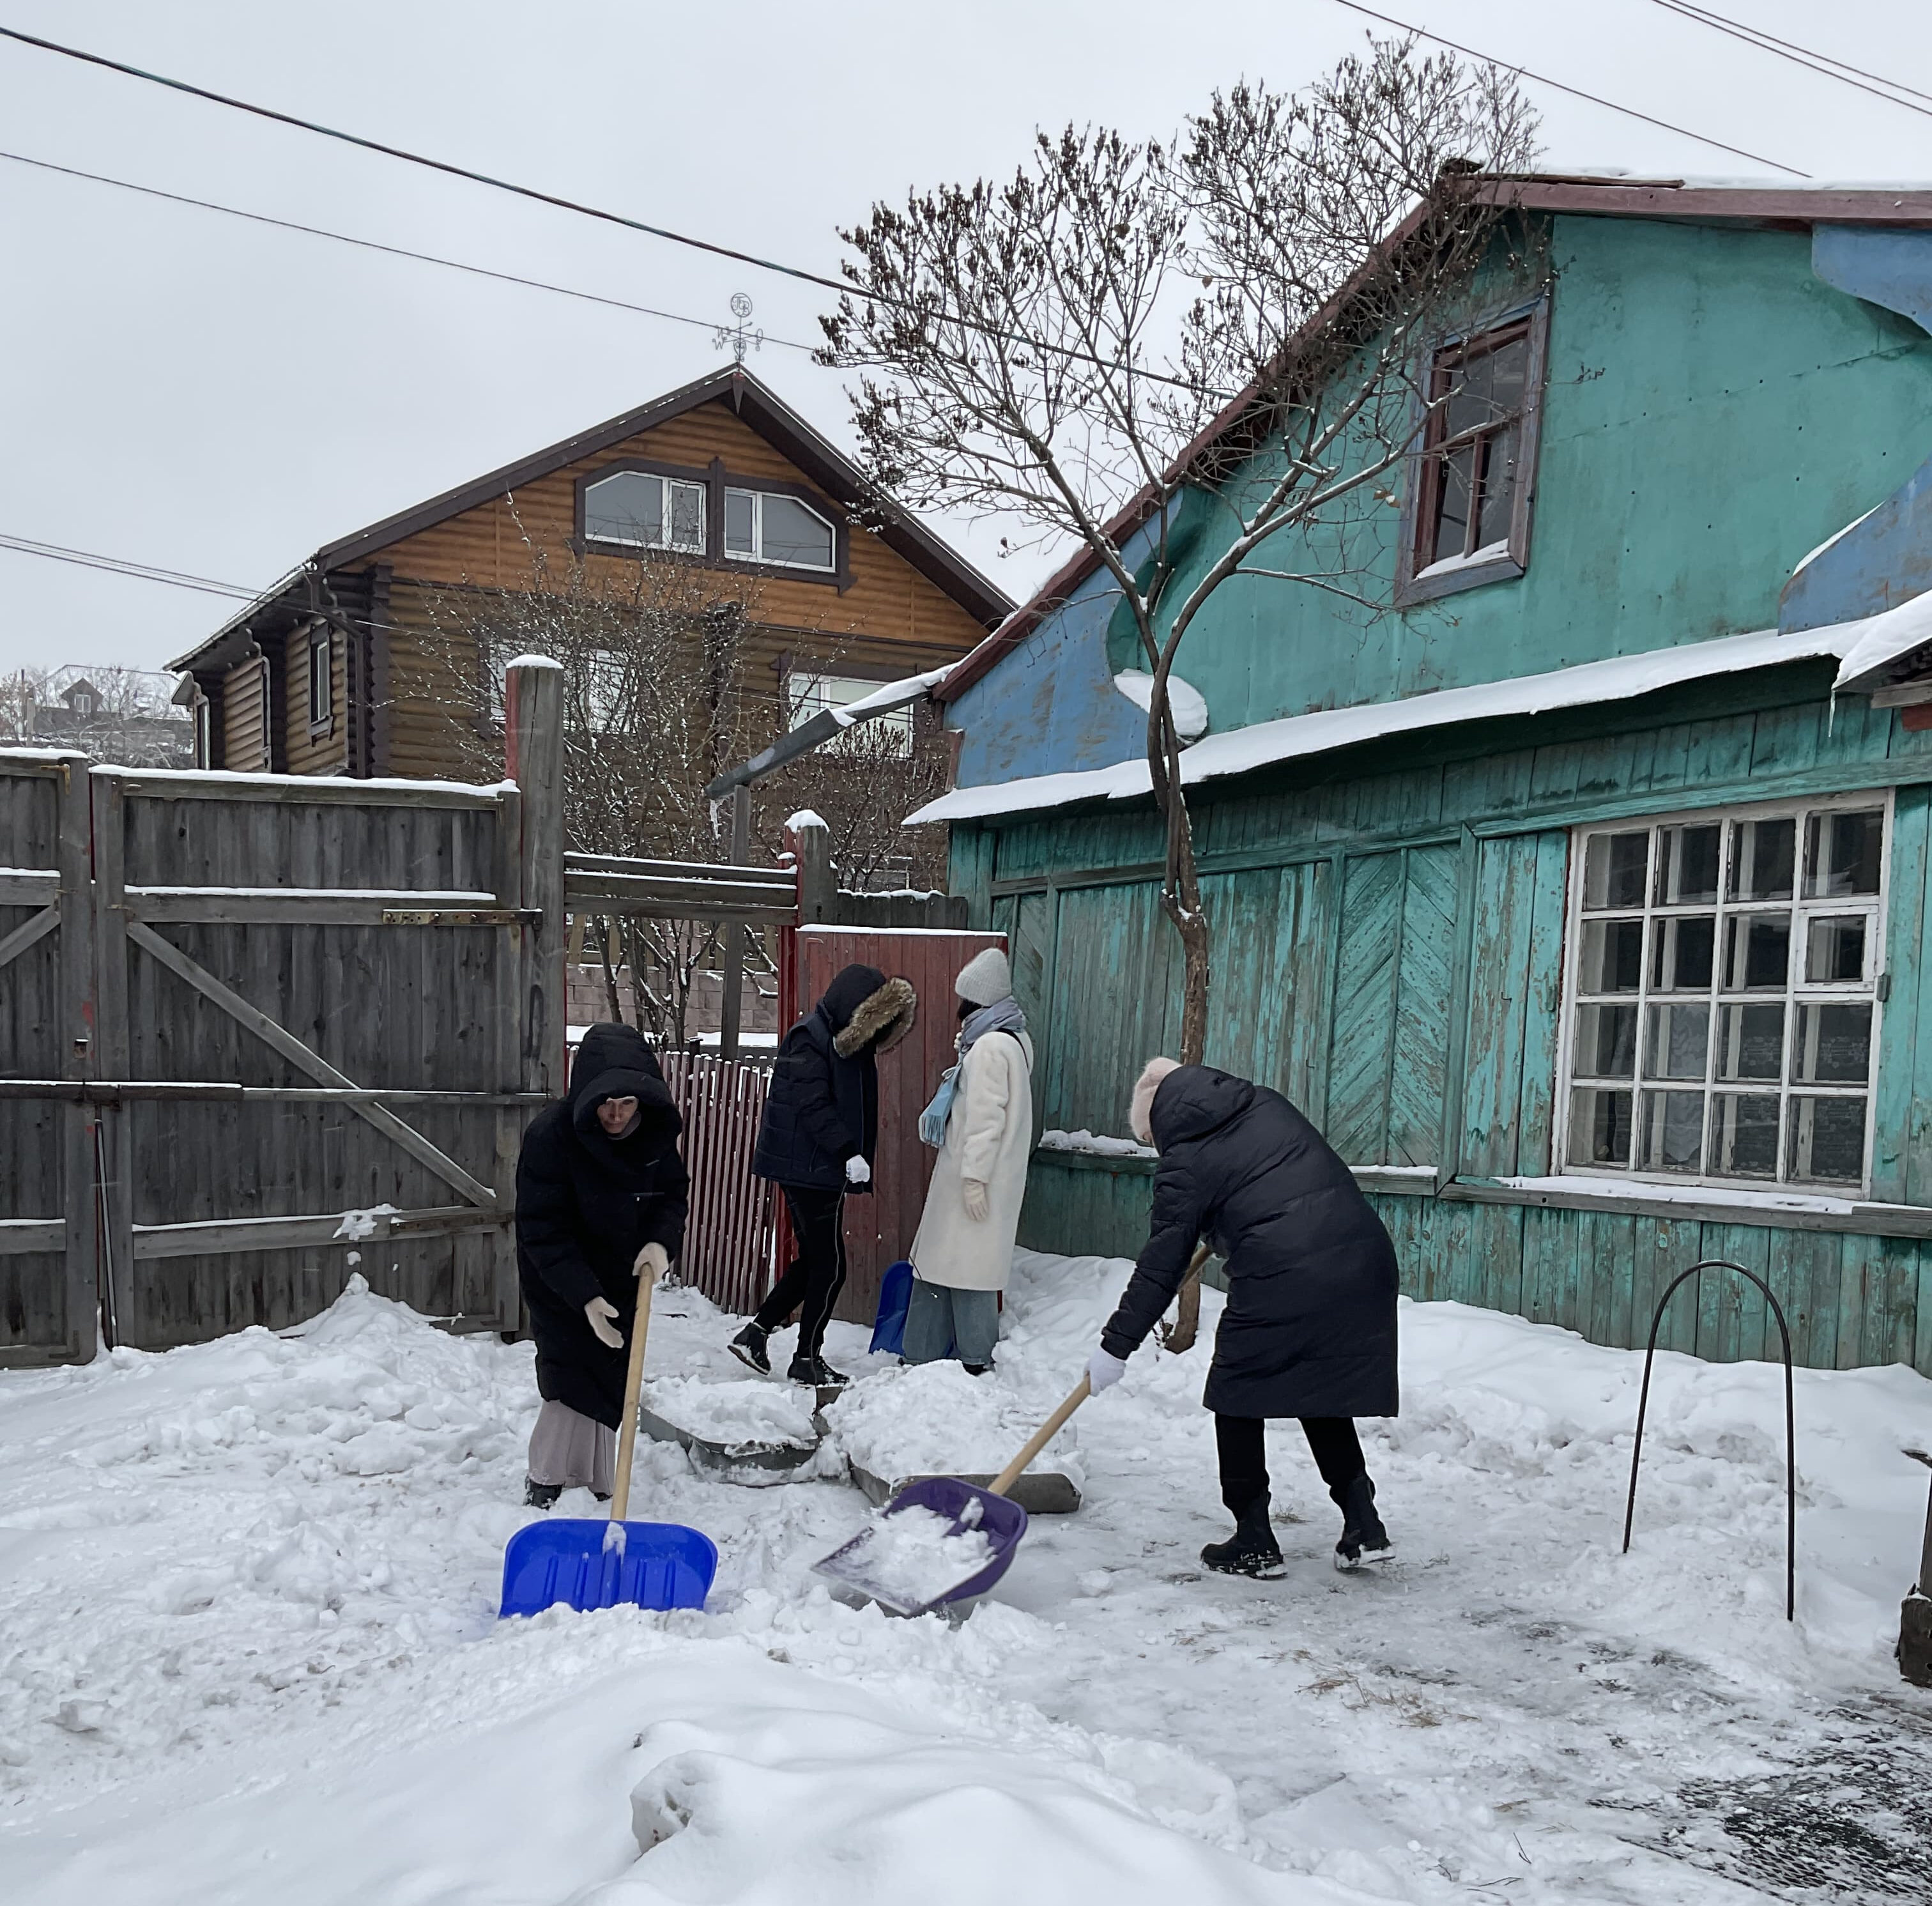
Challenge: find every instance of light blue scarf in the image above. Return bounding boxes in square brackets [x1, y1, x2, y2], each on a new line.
[918, 997, 1027, 1147]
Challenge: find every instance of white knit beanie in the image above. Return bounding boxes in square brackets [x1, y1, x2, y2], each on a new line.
[1130, 1056, 1181, 1146]
[954, 946, 1013, 1008]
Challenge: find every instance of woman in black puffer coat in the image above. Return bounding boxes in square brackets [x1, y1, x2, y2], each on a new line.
[733, 962, 916, 1389]
[1088, 1057, 1399, 1579]
[515, 1022, 687, 1506]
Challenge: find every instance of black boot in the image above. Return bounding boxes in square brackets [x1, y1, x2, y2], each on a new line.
[524, 1478, 564, 1510]
[728, 1322, 770, 1374]
[1201, 1495, 1285, 1578]
[1331, 1475, 1393, 1571]
[786, 1352, 847, 1390]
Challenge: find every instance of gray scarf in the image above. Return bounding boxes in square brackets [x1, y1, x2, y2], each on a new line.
[958, 994, 1027, 1055]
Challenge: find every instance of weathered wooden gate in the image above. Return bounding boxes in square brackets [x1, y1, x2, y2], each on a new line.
[0, 661, 567, 1364]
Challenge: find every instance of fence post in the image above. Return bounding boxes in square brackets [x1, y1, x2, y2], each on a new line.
[56, 755, 98, 1361]
[791, 812, 835, 926]
[505, 658, 565, 1100]
[89, 769, 132, 1348]
[718, 783, 752, 1062]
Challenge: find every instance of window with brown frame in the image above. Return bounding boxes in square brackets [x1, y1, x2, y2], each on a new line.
[1399, 304, 1547, 605]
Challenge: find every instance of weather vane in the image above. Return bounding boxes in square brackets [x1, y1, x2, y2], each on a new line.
[715, 293, 763, 365]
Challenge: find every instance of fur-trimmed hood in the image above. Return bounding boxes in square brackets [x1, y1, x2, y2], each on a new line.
[831, 973, 919, 1057]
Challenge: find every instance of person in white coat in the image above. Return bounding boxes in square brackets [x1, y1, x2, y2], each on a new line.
[904, 947, 1033, 1372]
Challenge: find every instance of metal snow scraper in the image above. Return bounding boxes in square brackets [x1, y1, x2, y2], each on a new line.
[813, 1374, 1091, 1616]
[500, 1261, 717, 1618]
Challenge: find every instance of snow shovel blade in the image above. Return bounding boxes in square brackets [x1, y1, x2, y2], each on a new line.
[813, 1476, 1028, 1616]
[499, 1517, 717, 1617]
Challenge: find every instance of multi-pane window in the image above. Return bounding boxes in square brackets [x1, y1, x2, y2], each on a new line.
[724, 488, 836, 571]
[1563, 799, 1887, 1190]
[1416, 320, 1531, 576]
[583, 470, 705, 553]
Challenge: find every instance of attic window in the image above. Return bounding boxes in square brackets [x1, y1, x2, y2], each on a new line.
[724, 488, 836, 573]
[1398, 302, 1548, 606]
[583, 470, 706, 553]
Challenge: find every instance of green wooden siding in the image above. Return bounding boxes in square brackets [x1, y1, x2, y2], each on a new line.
[978, 677, 1932, 1376]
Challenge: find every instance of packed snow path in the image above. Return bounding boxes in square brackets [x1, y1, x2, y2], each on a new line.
[4, 1250, 1932, 1903]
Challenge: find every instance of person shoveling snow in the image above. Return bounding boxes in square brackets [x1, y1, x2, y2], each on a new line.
[514, 1022, 687, 1507]
[1087, 1058, 1399, 1579]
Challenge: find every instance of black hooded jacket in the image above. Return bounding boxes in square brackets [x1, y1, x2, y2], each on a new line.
[515, 1022, 688, 1427]
[1101, 1066, 1399, 1419]
[751, 962, 917, 1192]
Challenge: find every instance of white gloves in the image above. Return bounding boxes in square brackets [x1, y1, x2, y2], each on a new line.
[961, 1178, 990, 1221]
[1086, 1346, 1128, 1395]
[585, 1295, 624, 1349]
[634, 1241, 669, 1280]
[845, 1154, 871, 1186]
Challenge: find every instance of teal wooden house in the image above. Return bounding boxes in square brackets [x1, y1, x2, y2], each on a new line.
[915, 176, 1932, 1376]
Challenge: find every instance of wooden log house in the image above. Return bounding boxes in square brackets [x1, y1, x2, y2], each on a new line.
[170, 365, 1009, 779]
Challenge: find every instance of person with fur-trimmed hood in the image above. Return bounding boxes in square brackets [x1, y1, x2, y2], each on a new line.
[514, 1021, 688, 1508]
[733, 963, 917, 1388]
[1086, 1057, 1400, 1578]
[903, 946, 1033, 1373]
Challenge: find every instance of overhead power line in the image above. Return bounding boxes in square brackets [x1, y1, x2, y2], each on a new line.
[0, 150, 818, 350]
[0, 532, 264, 602]
[0, 24, 1216, 396]
[1325, 0, 1811, 177]
[1648, 1, 1932, 123]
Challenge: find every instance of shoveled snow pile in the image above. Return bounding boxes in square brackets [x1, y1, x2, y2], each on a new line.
[639, 1373, 819, 1453]
[823, 1356, 1085, 1491]
[821, 1501, 997, 1613]
[5, 1252, 1932, 1903]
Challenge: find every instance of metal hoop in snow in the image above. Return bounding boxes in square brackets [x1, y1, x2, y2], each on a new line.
[1621, 1257, 1796, 1622]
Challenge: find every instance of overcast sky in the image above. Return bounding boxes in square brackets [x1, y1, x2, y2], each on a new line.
[2, 0, 1928, 680]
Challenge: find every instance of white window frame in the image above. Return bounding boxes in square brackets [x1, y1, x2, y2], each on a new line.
[724, 487, 837, 573]
[1554, 790, 1890, 1195]
[307, 626, 332, 730]
[583, 471, 706, 554]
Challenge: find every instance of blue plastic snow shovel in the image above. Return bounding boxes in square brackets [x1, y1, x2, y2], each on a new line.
[869, 1259, 915, 1356]
[500, 1261, 718, 1618]
[813, 1374, 1089, 1615]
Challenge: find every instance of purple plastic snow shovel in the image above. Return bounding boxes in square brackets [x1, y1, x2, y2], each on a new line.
[813, 1374, 1090, 1615]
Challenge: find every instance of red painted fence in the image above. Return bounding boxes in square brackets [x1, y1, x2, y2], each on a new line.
[657, 1050, 778, 1315]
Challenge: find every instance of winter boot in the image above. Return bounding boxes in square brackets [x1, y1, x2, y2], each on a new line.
[728, 1322, 770, 1374]
[524, 1478, 564, 1510]
[1331, 1475, 1394, 1571]
[787, 1353, 848, 1391]
[1200, 1495, 1285, 1579]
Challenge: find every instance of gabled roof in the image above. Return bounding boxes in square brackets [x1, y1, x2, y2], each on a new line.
[935, 173, 1932, 709]
[172, 364, 1011, 673]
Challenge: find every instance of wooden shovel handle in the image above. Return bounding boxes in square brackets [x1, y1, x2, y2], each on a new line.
[990, 1375, 1091, 1498]
[609, 1260, 656, 1523]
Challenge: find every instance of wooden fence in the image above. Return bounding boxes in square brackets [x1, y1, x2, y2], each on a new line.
[1, 678, 988, 1365]
[0, 663, 568, 1364]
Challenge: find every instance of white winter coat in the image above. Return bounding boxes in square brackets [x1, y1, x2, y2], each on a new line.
[908, 1027, 1034, 1292]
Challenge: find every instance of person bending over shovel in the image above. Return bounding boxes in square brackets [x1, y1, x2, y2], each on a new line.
[1086, 1059, 1399, 1578]
[514, 1021, 687, 1509]
[732, 963, 917, 1389]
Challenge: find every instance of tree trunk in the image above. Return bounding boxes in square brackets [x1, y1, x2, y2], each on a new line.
[1148, 688, 1211, 1353]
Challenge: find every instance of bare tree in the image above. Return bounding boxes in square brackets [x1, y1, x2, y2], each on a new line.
[416, 553, 776, 1047]
[821, 35, 1537, 1067]
[3, 663, 192, 765]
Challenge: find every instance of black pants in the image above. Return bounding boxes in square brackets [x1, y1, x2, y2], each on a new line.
[1215, 1414, 1365, 1514]
[753, 1184, 847, 1359]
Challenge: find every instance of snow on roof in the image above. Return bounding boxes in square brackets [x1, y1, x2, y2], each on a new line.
[1832, 589, 1932, 691]
[911, 620, 1871, 826]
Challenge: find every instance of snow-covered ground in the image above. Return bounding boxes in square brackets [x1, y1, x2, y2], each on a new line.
[4, 1249, 1932, 1903]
